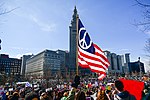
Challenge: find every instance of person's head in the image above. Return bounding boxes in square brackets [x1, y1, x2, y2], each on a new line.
[8, 95, 13, 100]
[47, 90, 55, 98]
[25, 92, 40, 100]
[41, 92, 46, 97]
[76, 91, 86, 100]
[144, 89, 148, 94]
[106, 90, 111, 95]
[63, 91, 69, 97]
[41, 92, 47, 98]
[11, 92, 19, 100]
[114, 80, 124, 92]
[86, 91, 92, 96]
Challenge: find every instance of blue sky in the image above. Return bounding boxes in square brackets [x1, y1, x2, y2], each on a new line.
[0, 0, 150, 70]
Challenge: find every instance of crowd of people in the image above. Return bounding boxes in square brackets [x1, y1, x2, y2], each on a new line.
[0, 75, 150, 100]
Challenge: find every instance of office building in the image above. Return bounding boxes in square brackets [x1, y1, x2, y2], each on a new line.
[25, 49, 68, 78]
[129, 61, 145, 75]
[104, 51, 128, 75]
[21, 55, 33, 76]
[0, 54, 21, 76]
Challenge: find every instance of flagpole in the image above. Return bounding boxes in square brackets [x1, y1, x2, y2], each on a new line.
[76, 14, 79, 75]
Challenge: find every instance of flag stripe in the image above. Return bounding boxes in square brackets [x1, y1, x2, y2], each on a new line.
[78, 46, 109, 67]
[90, 66, 106, 73]
[78, 48, 109, 69]
[78, 53, 107, 71]
[98, 74, 106, 80]
[94, 44, 110, 63]
[78, 58, 106, 74]
[78, 56, 89, 68]
[78, 52, 107, 73]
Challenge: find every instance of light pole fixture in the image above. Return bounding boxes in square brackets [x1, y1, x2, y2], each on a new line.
[138, 57, 142, 79]
[0, 39, 1, 50]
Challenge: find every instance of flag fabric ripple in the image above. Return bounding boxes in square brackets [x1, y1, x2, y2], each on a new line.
[120, 79, 144, 100]
[78, 19, 110, 80]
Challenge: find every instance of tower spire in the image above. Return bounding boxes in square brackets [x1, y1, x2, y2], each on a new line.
[69, 6, 79, 73]
[72, 6, 78, 20]
[74, 6, 77, 14]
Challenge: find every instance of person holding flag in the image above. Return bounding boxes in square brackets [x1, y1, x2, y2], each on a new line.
[113, 80, 137, 100]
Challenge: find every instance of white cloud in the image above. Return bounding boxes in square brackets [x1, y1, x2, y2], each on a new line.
[30, 15, 56, 32]
[4, 2, 57, 32]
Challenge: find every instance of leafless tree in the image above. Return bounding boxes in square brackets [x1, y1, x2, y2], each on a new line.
[134, 0, 150, 31]
[134, 0, 150, 68]
[0, 3, 18, 16]
[145, 38, 150, 67]
[145, 38, 150, 57]
[0, 3, 18, 50]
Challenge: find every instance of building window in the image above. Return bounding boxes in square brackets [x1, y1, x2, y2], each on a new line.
[72, 30, 76, 32]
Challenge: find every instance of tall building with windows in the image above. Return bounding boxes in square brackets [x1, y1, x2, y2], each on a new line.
[124, 53, 130, 74]
[69, 6, 78, 72]
[21, 55, 33, 76]
[129, 61, 145, 75]
[104, 51, 112, 73]
[25, 49, 69, 78]
[0, 54, 22, 76]
[69, 7, 91, 76]
[104, 51, 127, 75]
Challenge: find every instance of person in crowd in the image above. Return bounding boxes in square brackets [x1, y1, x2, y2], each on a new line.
[19, 91, 25, 100]
[113, 80, 136, 100]
[40, 92, 49, 100]
[61, 90, 69, 100]
[96, 89, 109, 100]
[10, 92, 20, 100]
[105, 90, 112, 100]
[54, 91, 63, 100]
[86, 90, 94, 100]
[75, 91, 86, 100]
[142, 88, 150, 100]
[7, 95, 12, 100]
[46, 90, 55, 100]
[25, 92, 40, 100]
[65, 86, 76, 100]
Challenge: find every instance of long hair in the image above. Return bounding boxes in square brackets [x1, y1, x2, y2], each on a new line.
[96, 90, 109, 100]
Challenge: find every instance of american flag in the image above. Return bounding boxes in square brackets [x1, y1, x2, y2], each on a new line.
[78, 19, 110, 80]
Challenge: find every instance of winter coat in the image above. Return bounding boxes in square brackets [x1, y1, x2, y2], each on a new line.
[114, 91, 136, 100]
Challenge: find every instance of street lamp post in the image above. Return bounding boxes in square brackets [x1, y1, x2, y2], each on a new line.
[138, 57, 142, 79]
[0, 39, 1, 50]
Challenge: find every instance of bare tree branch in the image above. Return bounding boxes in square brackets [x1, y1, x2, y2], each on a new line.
[133, 0, 150, 32]
[135, 0, 150, 7]
[0, 7, 19, 16]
